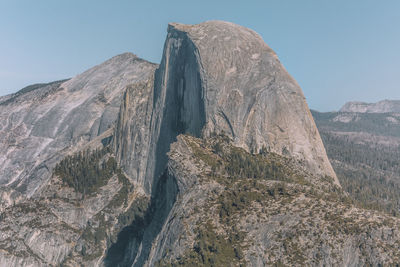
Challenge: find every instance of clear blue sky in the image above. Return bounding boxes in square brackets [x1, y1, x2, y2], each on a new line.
[1, 0, 399, 111]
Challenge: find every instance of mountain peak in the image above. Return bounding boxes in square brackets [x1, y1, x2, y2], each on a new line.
[167, 20, 273, 56]
[153, 20, 339, 185]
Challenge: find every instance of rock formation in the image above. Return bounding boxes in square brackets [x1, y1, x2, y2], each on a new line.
[0, 53, 157, 266]
[0, 53, 157, 197]
[113, 20, 338, 197]
[2, 21, 400, 266]
[161, 21, 337, 184]
[340, 100, 400, 113]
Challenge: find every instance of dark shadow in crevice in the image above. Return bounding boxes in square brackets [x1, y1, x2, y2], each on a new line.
[104, 169, 178, 267]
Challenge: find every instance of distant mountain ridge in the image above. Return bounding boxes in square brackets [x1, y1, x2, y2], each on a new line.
[340, 99, 400, 113]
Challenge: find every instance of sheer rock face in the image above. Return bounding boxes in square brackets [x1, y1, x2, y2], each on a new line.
[112, 74, 156, 191]
[151, 21, 338, 186]
[340, 100, 400, 113]
[0, 53, 157, 196]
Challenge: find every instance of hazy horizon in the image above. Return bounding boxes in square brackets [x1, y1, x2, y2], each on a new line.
[1, 0, 399, 111]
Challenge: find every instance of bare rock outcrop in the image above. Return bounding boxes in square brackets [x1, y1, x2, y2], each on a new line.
[0, 53, 157, 197]
[149, 21, 338, 187]
[112, 20, 339, 200]
[112, 73, 156, 191]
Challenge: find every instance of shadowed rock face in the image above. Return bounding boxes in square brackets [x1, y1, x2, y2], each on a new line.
[153, 21, 338, 185]
[0, 53, 157, 196]
[143, 24, 208, 194]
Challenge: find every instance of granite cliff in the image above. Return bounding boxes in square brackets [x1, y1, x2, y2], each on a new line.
[157, 21, 338, 184]
[0, 21, 399, 266]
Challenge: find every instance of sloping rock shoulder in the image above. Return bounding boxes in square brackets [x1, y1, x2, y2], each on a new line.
[0, 52, 157, 197]
[148, 20, 338, 186]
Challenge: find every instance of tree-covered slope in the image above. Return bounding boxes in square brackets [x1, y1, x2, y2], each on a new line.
[312, 110, 400, 216]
